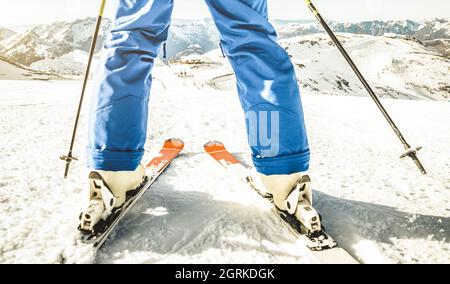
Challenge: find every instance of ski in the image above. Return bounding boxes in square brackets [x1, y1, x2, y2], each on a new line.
[78, 138, 184, 251]
[204, 141, 359, 264]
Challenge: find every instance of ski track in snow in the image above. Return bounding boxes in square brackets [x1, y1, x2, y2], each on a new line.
[0, 64, 449, 263]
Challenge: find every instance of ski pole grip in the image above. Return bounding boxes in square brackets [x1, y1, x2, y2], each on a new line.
[99, 0, 107, 17]
[304, 0, 320, 18]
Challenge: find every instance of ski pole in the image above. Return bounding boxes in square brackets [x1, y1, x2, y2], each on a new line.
[304, 0, 427, 175]
[60, 0, 107, 178]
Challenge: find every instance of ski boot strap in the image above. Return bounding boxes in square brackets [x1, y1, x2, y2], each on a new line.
[89, 171, 117, 215]
[284, 175, 322, 232]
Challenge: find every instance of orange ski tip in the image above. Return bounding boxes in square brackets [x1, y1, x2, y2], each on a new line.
[146, 138, 184, 168]
[204, 141, 224, 147]
[204, 141, 225, 151]
[204, 141, 241, 165]
[164, 138, 184, 150]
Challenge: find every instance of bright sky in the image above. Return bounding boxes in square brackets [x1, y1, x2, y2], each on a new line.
[0, 0, 448, 27]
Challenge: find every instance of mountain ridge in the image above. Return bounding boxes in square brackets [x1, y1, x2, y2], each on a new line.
[1, 18, 448, 69]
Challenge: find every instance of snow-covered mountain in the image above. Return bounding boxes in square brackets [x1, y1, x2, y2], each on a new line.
[0, 18, 112, 68]
[276, 20, 421, 39]
[281, 34, 450, 101]
[275, 19, 450, 41]
[416, 19, 450, 41]
[0, 55, 59, 80]
[32, 18, 112, 57]
[30, 49, 89, 76]
[1, 31, 48, 66]
[0, 27, 15, 53]
[198, 33, 449, 101]
[0, 18, 219, 73]
[173, 44, 209, 61]
[0, 27, 15, 42]
[1, 18, 448, 72]
[0, 18, 448, 101]
[167, 19, 220, 60]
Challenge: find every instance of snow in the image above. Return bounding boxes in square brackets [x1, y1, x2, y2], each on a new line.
[417, 19, 450, 40]
[0, 56, 56, 80]
[186, 34, 450, 102]
[31, 50, 89, 75]
[281, 33, 450, 101]
[2, 18, 448, 71]
[0, 57, 449, 263]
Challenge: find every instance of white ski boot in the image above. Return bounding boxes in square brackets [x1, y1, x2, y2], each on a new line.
[79, 165, 145, 233]
[252, 170, 322, 233]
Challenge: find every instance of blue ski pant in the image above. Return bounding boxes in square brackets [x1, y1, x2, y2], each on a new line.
[88, 0, 310, 175]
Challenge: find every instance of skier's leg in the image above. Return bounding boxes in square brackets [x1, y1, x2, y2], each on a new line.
[85, 0, 174, 211]
[205, 0, 310, 210]
[205, 0, 309, 176]
[87, 0, 174, 172]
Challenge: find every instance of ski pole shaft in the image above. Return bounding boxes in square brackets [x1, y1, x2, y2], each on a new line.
[61, 0, 107, 178]
[304, 0, 426, 175]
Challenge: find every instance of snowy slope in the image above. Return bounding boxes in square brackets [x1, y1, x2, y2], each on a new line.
[0, 61, 449, 263]
[0, 55, 59, 80]
[0, 27, 15, 43]
[424, 39, 450, 58]
[283, 33, 450, 101]
[201, 34, 450, 101]
[30, 50, 89, 75]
